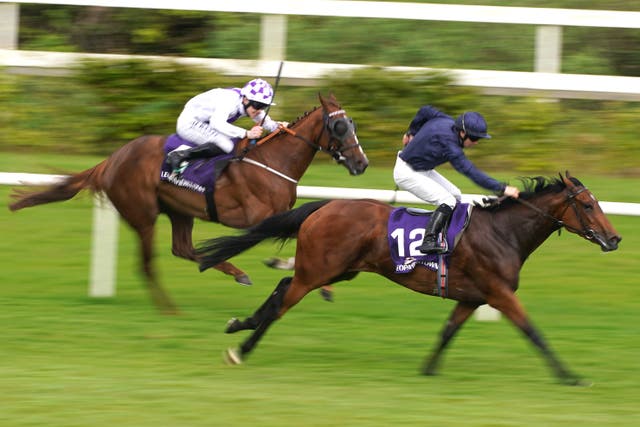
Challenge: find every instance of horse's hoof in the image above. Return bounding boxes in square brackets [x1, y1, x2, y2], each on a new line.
[225, 317, 242, 334]
[320, 288, 333, 302]
[562, 377, 593, 387]
[159, 305, 180, 315]
[235, 274, 252, 286]
[263, 257, 279, 268]
[263, 257, 295, 270]
[223, 347, 243, 365]
[421, 365, 437, 376]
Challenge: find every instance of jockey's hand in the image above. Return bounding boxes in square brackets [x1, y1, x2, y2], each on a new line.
[503, 185, 520, 198]
[475, 196, 499, 208]
[402, 133, 413, 146]
[277, 121, 289, 128]
[246, 126, 263, 139]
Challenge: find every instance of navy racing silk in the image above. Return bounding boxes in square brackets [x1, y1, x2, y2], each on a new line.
[399, 106, 505, 193]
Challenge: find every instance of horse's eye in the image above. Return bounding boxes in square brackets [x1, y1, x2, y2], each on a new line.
[584, 203, 594, 212]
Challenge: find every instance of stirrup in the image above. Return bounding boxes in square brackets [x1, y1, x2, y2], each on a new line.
[169, 161, 187, 178]
[418, 233, 448, 254]
[167, 150, 188, 169]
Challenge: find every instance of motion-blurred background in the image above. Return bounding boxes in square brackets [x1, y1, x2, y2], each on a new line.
[1, 2, 639, 426]
[2, 0, 640, 175]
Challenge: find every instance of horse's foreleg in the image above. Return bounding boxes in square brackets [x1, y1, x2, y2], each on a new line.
[488, 290, 584, 386]
[422, 301, 477, 376]
[138, 225, 179, 315]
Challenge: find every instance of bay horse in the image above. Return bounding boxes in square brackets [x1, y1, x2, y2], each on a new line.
[9, 93, 368, 314]
[197, 172, 621, 385]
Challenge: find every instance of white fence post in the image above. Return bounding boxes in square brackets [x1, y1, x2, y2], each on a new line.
[260, 14, 287, 61]
[535, 25, 562, 73]
[88, 194, 119, 297]
[0, 2, 19, 49]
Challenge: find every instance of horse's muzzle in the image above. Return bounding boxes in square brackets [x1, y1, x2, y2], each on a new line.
[598, 234, 621, 252]
[336, 154, 368, 176]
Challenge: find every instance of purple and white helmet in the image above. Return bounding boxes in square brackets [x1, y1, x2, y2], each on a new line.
[240, 78, 275, 105]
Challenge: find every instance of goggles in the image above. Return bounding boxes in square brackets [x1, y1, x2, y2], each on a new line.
[248, 100, 269, 110]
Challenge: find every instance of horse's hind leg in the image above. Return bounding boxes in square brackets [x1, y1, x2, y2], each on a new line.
[422, 301, 478, 376]
[224, 301, 266, 334]
[263, 257, 333, 301]
[487, 290, 584, 386]
[225, 276, 294, 334]
[166, 211, 252, 285]
[211, 261, 252, 286]
[225, 304, 263, 334]
[227, 276, 314, 364]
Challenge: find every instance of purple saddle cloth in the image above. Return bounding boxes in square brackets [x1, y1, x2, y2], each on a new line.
[160, 134, 234, 194]
[387, 203, 472, 273]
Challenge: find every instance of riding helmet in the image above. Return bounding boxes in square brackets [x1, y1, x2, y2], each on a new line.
[241, 78, 276, 105]
[454, 112, 491, 139]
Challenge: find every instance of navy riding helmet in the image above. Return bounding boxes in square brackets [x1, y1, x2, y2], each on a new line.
[454, 112, 491, 139]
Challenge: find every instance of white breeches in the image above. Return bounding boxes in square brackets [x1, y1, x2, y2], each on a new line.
[176, 116, 235, 153]
[393, 153, 461, 208]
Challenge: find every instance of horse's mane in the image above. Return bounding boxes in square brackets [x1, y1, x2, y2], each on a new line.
[289, 96, 342, 128]
[289, 106, 321, 128]
[479, 175, 583, 211]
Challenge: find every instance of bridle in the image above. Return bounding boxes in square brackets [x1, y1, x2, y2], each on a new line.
[512, 186, 597, 240]
[235, 107, 361, 182]
[279, 108, 361, 162]
[319, 109, 361, 163]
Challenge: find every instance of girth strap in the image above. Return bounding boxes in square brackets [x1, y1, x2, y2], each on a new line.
[205, 189, 218, 222]
[436, 254, 448, 298]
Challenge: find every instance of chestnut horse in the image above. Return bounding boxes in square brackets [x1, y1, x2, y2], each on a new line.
[9, 94, 368, 313]
[197, 172, 621, 385]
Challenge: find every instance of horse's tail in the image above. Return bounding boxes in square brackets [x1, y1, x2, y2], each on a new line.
[8, 161, 107, 211]
[197, 199, 332, 271]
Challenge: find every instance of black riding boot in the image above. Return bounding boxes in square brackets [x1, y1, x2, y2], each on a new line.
[167, 143, 226, 171]
[417, 204, 453, 254]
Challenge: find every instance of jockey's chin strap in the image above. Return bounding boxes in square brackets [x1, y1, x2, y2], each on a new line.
[510, 187, 595, 239]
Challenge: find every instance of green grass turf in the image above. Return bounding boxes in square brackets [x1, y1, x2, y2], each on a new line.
[1, 154, 639, 426]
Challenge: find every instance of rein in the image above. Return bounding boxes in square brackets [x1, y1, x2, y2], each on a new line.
[236, 108, 360, 183]
[233, 127, 298, 183]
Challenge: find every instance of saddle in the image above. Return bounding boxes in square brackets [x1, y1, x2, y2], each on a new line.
[160, 134, 234, 221]
[387, 203, 472, 274]
[160, 134, 234, 192]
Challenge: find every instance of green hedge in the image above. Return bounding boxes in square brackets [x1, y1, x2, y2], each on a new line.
[1, 60, 639, 176]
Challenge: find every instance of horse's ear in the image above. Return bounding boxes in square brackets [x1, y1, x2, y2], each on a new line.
[318, 92, 326, 107]
[560, 171, 575, 188]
